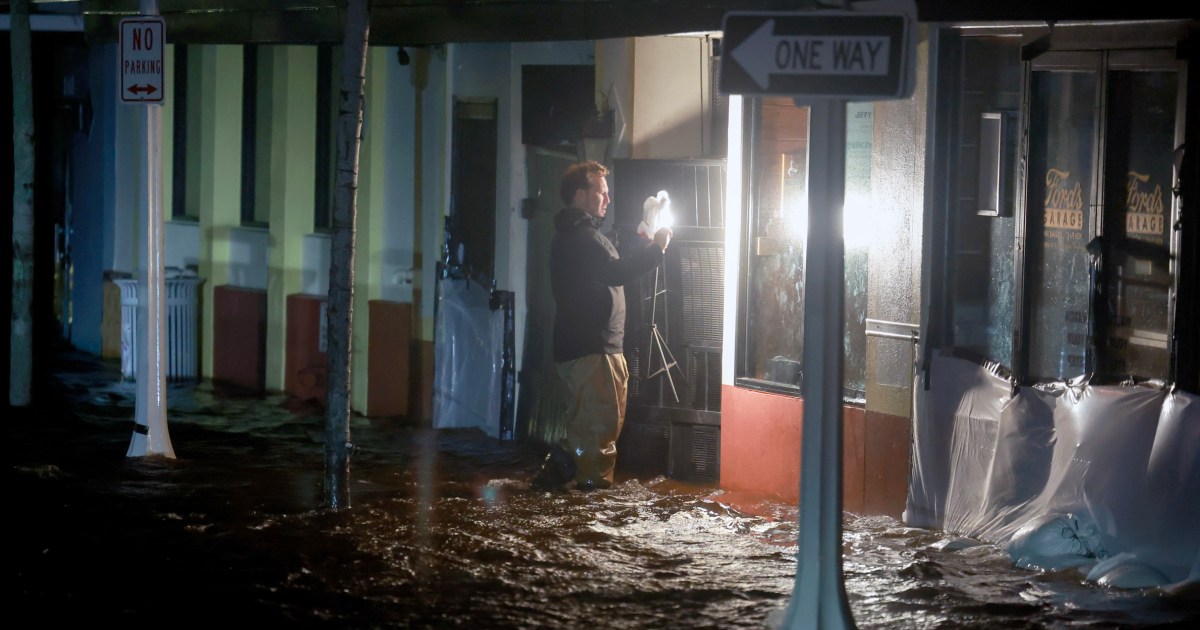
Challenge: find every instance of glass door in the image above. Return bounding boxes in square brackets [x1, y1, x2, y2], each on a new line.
[1024, 52, 1100, 381]
[1022, 50, 1183, 384]
[1097, 51, 1179, 382]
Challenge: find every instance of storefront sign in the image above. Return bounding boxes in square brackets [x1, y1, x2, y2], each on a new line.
[1124, 170, 1166, 237]
[1043, 167, 1085, 233]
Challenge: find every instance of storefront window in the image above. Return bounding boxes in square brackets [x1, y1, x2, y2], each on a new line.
[314, 45, 342, 233]
[171, 44, 201, 222]
[939, 32, 1184, 389]
[740, 97, 809, 393]
[944, 37, 1021, 369]
[737, 98, 869, 400]
[843, 102, 873, 401]
[240, 45, 270, 228]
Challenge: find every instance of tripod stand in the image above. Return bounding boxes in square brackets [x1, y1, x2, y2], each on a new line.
[645, 266, 682, 403]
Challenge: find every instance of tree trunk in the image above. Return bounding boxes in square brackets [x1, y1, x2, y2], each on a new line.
[10, 0, 34, 407]
[324, 0, 370, 510]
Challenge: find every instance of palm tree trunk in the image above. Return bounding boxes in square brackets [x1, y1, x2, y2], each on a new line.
[324, 0, 370, 510]
[10, 0, 34, 407]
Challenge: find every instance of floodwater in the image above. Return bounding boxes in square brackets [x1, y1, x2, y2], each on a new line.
[9, 351, 1198, 628]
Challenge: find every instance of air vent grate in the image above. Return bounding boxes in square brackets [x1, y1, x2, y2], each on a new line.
[619, 419, 670, 476]
[686, 348, 722, 411]
[669, 422, 720, 483]
[681, 245, 724, 345]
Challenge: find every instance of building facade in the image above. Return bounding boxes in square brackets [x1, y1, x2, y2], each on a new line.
[4, 9, 1197, 569]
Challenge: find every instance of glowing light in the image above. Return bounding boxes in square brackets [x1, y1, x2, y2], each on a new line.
[782, 194, 880, 250]
[784, 196, 809, 242]
[656, 190, 675, 230]
[842, 192, 876, 251]
[641, 190, 674, 236]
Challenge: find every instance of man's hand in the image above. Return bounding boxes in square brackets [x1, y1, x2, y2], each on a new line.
[653, 227, 672, 252]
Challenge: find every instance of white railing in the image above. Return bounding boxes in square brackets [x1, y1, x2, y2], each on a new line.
[114, 275, 205, 382]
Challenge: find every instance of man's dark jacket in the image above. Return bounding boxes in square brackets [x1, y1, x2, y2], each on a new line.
[550, 208, 664, 363]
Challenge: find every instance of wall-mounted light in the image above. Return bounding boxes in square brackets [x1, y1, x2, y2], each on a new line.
[578, 109, 614, 165]
[977, 111, 1017, 217]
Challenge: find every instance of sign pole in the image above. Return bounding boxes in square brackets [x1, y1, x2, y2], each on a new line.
[126, 0, 174, 458]
[779, 97, 852, 629]
[718, 3, 915, 625]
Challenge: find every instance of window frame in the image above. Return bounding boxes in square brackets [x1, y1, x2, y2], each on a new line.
[733, 96, 871, 402]
[170, 44, 195, 222]
[313, 44, 336, 233]
[735, 96, 810, 398]
[239, 44, 268, 228]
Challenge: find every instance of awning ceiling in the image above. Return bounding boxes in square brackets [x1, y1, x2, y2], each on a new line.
[5, 1, 1197, 45]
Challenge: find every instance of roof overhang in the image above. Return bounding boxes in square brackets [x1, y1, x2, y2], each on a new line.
[3, 1, 1196, 45]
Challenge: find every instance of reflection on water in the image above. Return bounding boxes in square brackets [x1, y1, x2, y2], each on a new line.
[10, 352, 1197, 627]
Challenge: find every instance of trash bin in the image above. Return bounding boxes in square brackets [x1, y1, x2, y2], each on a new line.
[115, 273, 206, 382]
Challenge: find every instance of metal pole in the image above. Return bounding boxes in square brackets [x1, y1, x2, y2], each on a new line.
[128, 0, 174, 458]
[781, 97, 853, 629]
[647, 267, 680, 402]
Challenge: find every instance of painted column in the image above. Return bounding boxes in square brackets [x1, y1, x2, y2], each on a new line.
[196, 45, 245, 379]
[351, 46, 390, 413]
[264, 46, 318, 392]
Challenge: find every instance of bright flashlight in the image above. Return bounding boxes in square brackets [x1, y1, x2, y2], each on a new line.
[656, 190, 674, 231]
[641, 190, 674, 237]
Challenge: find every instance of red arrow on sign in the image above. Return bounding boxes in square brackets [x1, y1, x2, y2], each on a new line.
[127, 84, 158, 96]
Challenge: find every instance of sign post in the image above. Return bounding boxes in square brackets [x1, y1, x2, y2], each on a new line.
[120, 8, 174, 459]
[720, 2, 916, 628]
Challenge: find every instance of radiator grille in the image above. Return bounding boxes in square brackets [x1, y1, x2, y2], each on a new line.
[669, 423, 720, 483]
[619, 419, 670, 476]
[680, 245, 724, 345]
[686, 348, 722, 412]
[626, 333, 644, 403]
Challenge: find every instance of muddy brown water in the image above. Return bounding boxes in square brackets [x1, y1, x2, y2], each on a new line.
[9, 351, 1197, 627]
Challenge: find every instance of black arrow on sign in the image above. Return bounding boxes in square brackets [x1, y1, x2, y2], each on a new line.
[127, 84, 159, 96]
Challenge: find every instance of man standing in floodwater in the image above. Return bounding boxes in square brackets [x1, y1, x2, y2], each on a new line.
[532, 161, 671, 491]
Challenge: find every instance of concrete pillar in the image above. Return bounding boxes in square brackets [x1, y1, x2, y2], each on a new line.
[195, 45, 245, 379]
[264, 46, 318, 392]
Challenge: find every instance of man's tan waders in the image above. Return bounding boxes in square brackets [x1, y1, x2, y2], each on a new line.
[556, 353, 628, 487]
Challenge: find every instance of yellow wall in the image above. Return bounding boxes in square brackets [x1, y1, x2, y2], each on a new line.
[351, 47, 393, 413]
[195, 45, 245, 379]
[264, 46, 318, 392]
[630, 36, 711, 159]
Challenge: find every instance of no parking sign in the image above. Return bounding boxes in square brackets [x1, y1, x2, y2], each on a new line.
[120, 17, 165, 104]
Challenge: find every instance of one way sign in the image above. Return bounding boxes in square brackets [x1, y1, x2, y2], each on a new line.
[720, 0, 915, 100]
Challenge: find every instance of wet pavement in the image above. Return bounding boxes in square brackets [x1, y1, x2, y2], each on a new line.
[8, 350, 1199, 628]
